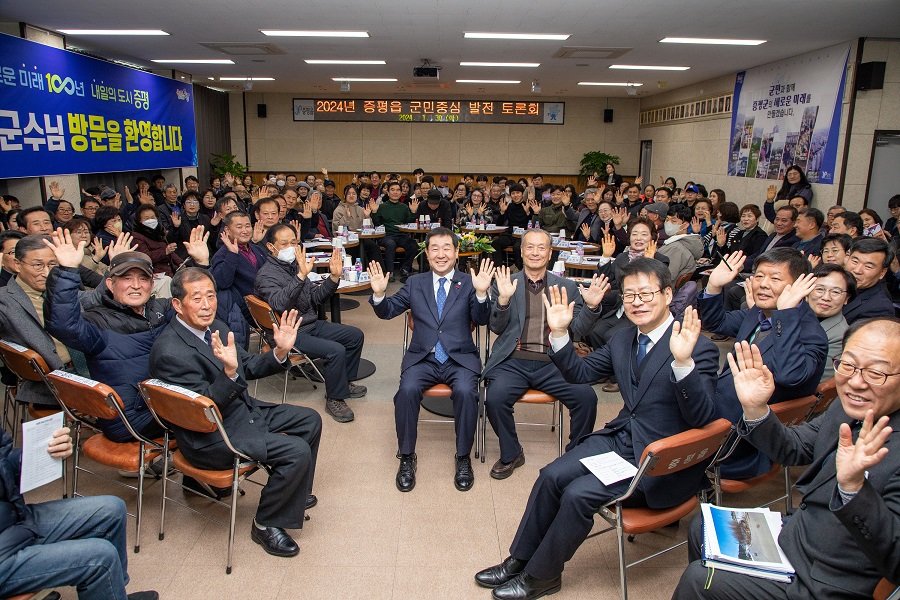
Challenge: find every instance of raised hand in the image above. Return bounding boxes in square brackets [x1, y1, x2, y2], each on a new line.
[601, 232, 616, 257]
[706, 250, 745, 293]
[716, 224, 727, 248]
[726, 341, 774, 420]
[836, 410, 893, 493]
[91, 237, 108, 260]
[210, 331, 239, 378]
[644, 239, 658, 258]
[499, 197, 509, 214]
[611, 206, 628, 228]
[580, 273, 610, 309]
[49, 180, 65, 199]
[367, 199, 379, 214]
[107, 232, 137, 262]
[744, 280, 756, 309]
[807, 254, 821, 268]
[288, 220, 301, 236]
[368, 260, 389, 295]
[586, 175, 598, 187]
[299, 202, 313, 219]
[669, 306, 701, 366]
[766, 185, 777, 202]
[542, 285, 574, 336]
[251, 220, 266, 243]
[165, 242, 178, 255]
[471, 258, 496, 295]
[634, 175, 643, 185]
[224, 172, 235, 187]
[466, 204, 475, 218]
[409, 198, 420, 214]
[494, 265, 519, 305]
[776, 272, 818, 309]
[363, 202, 373, 217]
[170, 211, 182, 228]
[321, 167, 329, 177]
[328, 247, 343, 280]
[138, 188, 154, 204]
[691, 216, 702, 233]
[580, 222, 592, 241]
[123, 185, 134, 204]
[615, 190, 624, 205]
[43, 227, 85, 268]
[272, 309, 302, 361]
[220, 231, 239, 254]
[183, 225, 210, 265]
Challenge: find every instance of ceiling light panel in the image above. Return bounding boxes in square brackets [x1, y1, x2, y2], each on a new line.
[464, 32, 569, 41]
[459, 62, 540, 67]
[659, 37, 766, 46]
[152, 59, 234, 64]
[332, 77, 397, 82]
[577, 82, 644, 86]
[261, 30, 368, 37]
[456, 79, 521, 84]
[610, 64, 690, 71]
[219, 77, 275, 81]
[305, 60, 386, 65]
[58, 29, 168, 35]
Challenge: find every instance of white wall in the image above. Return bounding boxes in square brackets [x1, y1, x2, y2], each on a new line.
[230, 94, 641, 176]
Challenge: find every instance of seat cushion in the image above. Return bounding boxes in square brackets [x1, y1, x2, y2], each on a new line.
[621, 497, 698, 535]
[423, 384, 452, 397]
[518, 389, 555, 404]
[81, 435, 166, 471]
[720, 464, 781, 494]
[171, 450, 257, 488]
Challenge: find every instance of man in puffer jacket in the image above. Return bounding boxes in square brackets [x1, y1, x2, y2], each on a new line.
[658, 204, 705, 282]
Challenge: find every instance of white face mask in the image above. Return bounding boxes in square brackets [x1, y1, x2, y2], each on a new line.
[141, 218, 158, 229]
[276, 247, 296, 263]
[664, 222, 682, 237]
[276, 179, 285, 187]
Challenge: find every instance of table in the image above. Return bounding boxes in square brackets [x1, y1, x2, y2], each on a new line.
[330, 279, 377, 380]
[395, 225, 431, 271]
[462, 226, 509, 235]
[564, 256, 610, 275]
[355, 230, 385, 267]
[304, 238, 360, 251]
[510, 231, 600, 254]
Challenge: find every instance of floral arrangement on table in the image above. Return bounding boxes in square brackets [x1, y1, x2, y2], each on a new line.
[417, 231, 495, 256]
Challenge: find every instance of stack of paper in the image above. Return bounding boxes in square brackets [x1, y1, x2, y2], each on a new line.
[701, 503, 795, 582]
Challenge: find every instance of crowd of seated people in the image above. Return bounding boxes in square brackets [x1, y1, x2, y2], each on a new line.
[0, 165, 899, 600]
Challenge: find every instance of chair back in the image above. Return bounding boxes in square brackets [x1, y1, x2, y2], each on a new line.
[771, 395, 818, 427]
[139, 379, 220, 434]
[812, 377, 838, 418]
[244, 295, 277, 332]
[45, 370, 121, 421]
[640, 418, 732, 478]
[0, 339, 51, 383]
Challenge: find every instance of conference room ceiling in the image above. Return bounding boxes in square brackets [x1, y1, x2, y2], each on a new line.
[2, 0, 898, 98]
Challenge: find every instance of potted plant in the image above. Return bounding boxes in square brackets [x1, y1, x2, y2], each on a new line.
[579, 151, 620, 182]
[209, 152, 247, 180]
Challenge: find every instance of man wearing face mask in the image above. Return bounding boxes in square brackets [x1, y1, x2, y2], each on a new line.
[254, 224, 366, 423]
[657, 204, 704, 281]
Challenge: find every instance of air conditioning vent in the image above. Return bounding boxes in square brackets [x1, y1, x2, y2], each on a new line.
[199, 42, 285, 56]
[553, 47, 631, 60]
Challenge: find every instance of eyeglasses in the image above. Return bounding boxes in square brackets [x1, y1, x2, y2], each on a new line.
[622, 290, 662, 304]
[20, 261, 58, 272]
[810, 286, 846, 298]
[833, 359, 900, 386]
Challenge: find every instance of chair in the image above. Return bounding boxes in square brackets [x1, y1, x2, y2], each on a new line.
[44, 370, 166, 553]
[478, 329, 564, 463]
[811, 377, 838, 419]
[0, 340, 66, 496]
[401, 312, 482, 458]
[874, 578, 900, 600]
[588, 418, 733, 600]
[710, 395, 819, 513]
[139, 379, 262, 574]
[4, 592, 61, 600]
[243, 294, 325, 403]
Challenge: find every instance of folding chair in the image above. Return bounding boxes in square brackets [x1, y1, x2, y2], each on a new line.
[0, 339, 67, 496]
[44, 370, 167, 553]
[139, 379, 263, 574]
[243, 294, 325, 402]
[401, 312, 482, 458]
[478, 328, 563, 463]
[875, 578, 900, 600]
[588, 418, 732, 600]
[811, 376, 838, 419]
[710, 395, 819, 513]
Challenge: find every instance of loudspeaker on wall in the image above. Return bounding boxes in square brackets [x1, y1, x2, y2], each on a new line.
[257, 103, 267, 118]
[603, 109, 614, 123]
[856, 62, 885, 91]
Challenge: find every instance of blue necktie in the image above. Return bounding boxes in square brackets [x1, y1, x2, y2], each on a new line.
[748, 314, 772, 344]
[636, 334, 651, 366]
[435, 277, 449, 364]
[203, 329, 212, 346]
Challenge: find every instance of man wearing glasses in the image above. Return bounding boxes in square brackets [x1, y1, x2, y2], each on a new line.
[674, 317, 900, 599]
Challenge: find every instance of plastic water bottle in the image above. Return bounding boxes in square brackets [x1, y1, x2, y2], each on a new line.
[575, 242, 584, 260]
[354, 257, 363, 277]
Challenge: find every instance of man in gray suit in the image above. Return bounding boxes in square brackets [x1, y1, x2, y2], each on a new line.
[482, 228, 608, 479]
[674, 318, 900, 599]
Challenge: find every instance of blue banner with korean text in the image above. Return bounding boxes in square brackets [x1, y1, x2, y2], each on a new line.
[0, 33, 197, 179]
[727, 44, 849, 184]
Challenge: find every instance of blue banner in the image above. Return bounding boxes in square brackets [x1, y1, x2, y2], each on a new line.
[0, 33, 197, 179]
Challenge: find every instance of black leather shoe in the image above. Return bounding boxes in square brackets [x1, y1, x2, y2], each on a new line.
[396, 453, 417, 492]
[490, 450, 525, 480]
[126, 593, 159, 600]
[491, 572, 561, 600]
[454, 454, 474, 491]
[475, 556, 527, 588]
[251, 522, 299, 557]
[306, 494, 317, 509]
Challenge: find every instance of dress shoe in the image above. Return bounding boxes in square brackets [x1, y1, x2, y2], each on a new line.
[306, 494, 317, 509]
[251, 522, 300, 557]
[325, 398, 355, 422]
[396, 453, 417, 492]
[475, 556, 527, 588]
[601, 382, 620, 393]
[490, 450, 525, 480]
[127, 593, 159, 600]
[347, 383, 367, 398]
[491, 572, 561, 600]
[711, 333, 731, 342]
[454, 454, 474, 491]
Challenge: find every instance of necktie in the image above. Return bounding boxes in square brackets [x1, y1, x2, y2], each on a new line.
[203, 330, 212, 346]
[435, 278, 448, 363]
[748, 315, 772, 345]
[636, 333, 651, 366]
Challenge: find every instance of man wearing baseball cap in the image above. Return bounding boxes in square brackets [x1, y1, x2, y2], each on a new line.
[642, 202, 671, 243]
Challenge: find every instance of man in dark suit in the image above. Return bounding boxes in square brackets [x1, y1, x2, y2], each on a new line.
[699, 247, 828, 478]
[843, 237, 896, 324]
[475, 258, 720, 600]
[210, 210, 268, 348]
[149, 268, 321, 558]
[482, 229, 609, 480]
[674, 319, 900, 599]
[368, 228, 494, 492]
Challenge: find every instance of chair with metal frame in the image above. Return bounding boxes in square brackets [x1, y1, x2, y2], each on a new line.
[811, 376, 838, 419]
[587, 418, 733, 600]
[0, 339, 67, 497]
[477, 327, 564, 463]
[243, 294, 325, 402]
[875, 578, 900, 600]
[401, 311, 482, 459]
[709, 395, 819, 513]
[44, 369, 167, 553]
[139, 378, 263, 574]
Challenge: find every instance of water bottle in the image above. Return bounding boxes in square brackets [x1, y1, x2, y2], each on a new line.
[576, 242, 584, 260]
[354, 257, 362, 276]
[425, 214, 431, 227]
